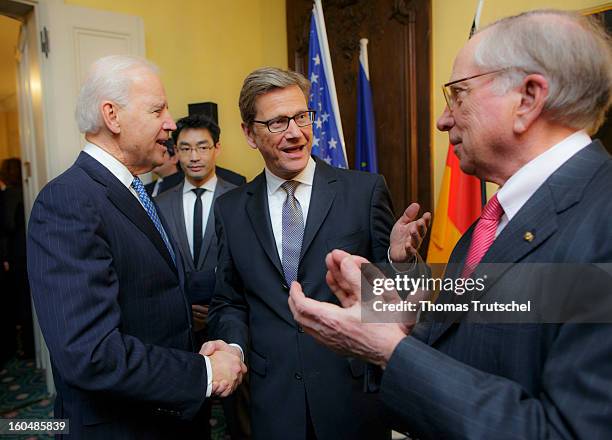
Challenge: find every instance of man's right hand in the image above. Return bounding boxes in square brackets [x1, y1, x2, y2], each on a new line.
[200, 340, 246, 397]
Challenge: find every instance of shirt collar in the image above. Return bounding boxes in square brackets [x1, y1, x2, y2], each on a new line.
[183, 174, 218, 195]
[265, 156, 316, 196]
[497, 130, 591, 222]
[83, 142, 135, 189]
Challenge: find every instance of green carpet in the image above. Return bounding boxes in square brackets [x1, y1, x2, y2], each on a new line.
[0, 357, 228, 439]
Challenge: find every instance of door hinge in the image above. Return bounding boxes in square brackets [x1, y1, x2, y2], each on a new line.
[40, 26, 49, 58]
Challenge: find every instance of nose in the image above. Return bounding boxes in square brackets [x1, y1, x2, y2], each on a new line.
[436, 106, 454, 132]
[284, 118, 303, 139]
[163, 109, 177, 131]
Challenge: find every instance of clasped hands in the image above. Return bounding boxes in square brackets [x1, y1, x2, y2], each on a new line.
[199, 340, 246, 397]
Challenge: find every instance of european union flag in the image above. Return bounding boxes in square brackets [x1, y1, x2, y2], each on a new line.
[355, 38, 378, 173]
[307, 0, 347, 168]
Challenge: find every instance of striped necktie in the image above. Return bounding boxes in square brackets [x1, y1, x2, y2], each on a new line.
[131, 176, 176, 265]
[461, 193, 503, 277]
[281, 180, 304, 285]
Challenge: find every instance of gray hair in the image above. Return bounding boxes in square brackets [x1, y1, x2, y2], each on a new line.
[239, 67, 311, 125]
[474, 9, 612, 133]
[75, 55, 159, 134]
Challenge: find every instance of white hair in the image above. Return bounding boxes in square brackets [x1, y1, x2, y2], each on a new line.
[75, 55, 159, 134]
[474, 9, 612, 133]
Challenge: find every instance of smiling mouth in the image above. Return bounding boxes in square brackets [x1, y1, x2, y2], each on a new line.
[282, 145, 304, 154]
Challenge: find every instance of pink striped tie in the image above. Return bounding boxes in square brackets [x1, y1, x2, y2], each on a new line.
[461, 193, 504, 277]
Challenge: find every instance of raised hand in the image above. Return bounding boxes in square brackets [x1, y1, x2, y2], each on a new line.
[389, 203, 431, 263]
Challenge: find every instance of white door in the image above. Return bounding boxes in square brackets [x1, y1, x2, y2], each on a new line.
[38, 0, 145, 179]
[11, 0, 145, 394]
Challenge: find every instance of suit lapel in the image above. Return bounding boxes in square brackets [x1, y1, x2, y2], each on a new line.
[169, 182, 195, 271]
[246, 173, 285, 279]
[198, 177, 232, 269]
[76, 153, 177, 275]
[427, 141, 608, 346]
[300, 160, 337, 260]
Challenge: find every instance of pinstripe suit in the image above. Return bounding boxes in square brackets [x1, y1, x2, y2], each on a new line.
[380, 141, 612, 439]
[27, 152, 209, 439]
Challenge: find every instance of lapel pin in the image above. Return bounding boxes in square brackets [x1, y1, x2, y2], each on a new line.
[523, 231, 534, 242]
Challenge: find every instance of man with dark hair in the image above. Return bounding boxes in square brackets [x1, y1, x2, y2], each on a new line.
[157, 113, 239, 439]
[158, 114, 234, 342]
[290, 9, 612, 439]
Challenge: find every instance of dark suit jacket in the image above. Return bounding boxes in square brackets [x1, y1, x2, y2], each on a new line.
[216, 166, 247, 186]
[156, 176, 237, 307]
[380, 140, 612, 439]
[145, 169, 184, 197]
[209, 158, 395, 440]
[27, 152, 209, 439]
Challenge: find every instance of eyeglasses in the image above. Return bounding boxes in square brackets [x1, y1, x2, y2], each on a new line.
[442, 69, 506, 110]
[177, 145, 216, 155]
[253, 110, 316, 133]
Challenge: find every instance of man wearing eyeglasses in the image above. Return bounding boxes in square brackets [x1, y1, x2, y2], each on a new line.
[288, 9, 612, 440]
[207, 67, 405, 439]
[156, 114, 240, 439]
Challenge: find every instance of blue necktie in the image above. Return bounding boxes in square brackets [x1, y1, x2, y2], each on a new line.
[281, 181, 304, 285]
[131, 176, 176, 265]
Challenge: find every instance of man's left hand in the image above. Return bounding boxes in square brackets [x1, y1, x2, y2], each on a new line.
[389, 203, 431, 263]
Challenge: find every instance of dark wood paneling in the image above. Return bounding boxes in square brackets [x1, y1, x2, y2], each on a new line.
[287, 0, 432, 219]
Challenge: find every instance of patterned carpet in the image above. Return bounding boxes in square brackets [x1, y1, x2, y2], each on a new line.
[0, 357, 228, 439]
[0, 358, 53, 439]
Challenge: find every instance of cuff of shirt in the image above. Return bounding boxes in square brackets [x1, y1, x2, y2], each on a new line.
[229, 343, 245, 363]
[387, 246, 417, 273]
[204, 355, 212, 398]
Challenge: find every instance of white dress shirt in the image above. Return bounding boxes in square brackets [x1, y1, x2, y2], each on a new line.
[151, 178, 164, 197]
[496, 130, 591, 236]
[265, 156, 316, 261]
[83, 142, 142, 204]
[182, 176, 217, 260]
[83, 142, 213, 397]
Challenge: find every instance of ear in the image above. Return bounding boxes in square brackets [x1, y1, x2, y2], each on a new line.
[100, 100, 121, 134]
[513, 74, 548, 134]
[241, 122, 258, 150]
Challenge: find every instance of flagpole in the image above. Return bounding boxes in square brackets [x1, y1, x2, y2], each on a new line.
[313, 0, 347, 163]
[469, 0, 487, 207]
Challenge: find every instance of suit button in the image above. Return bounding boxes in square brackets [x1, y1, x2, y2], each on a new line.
[282, 283, 289, 290]
[294, 373, 303, 380]
[298, 326, 304, 333]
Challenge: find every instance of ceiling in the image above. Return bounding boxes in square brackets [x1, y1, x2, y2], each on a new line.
[0, 14, 20, 111]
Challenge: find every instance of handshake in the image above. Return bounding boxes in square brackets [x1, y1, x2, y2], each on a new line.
[199, 340, 247, 397]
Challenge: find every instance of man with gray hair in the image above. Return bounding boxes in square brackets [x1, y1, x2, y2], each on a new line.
[27, 55, 245, 439]
[289, 9, 612, 439]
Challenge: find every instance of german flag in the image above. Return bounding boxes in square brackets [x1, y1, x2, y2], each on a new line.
[427, 144, 481, 263]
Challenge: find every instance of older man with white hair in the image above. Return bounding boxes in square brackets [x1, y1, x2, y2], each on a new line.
[27, 55, 245, 439]
[290, 9, 612, 439]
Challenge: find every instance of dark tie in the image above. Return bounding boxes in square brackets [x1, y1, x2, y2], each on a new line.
[461, 193, 504, 277]
[281, 181, 304, 285]
[131, 176, 176, 265]
[192, 188, 205, 267]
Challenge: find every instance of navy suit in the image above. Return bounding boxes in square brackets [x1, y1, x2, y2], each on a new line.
[27, 152, 209, 439]
[209, 158, 394, 440]
[380, 141, 612, 439]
